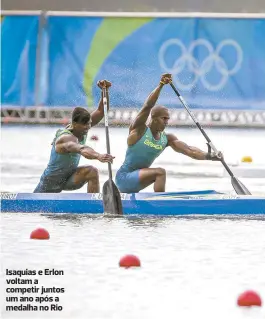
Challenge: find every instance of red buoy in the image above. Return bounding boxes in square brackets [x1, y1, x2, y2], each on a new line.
[30, 228, 50, 240]
[62, 118, 68, 125]
[90, 135, 99, 141]
[3, 117, 11, 124]
[119, 255, 141, 268]
[237, 290, 262, 307]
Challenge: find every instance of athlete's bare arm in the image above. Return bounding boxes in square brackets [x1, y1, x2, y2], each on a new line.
[167, 134, 222, 161]
[90, 80, 111, 127]
[128, 74, 172, 146]
[55, 134, 114, 163]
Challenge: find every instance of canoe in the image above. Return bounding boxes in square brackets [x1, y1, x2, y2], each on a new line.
[1, 190, 265, 215]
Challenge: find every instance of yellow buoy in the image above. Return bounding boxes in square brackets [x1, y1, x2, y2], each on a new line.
[241, 156, 253, 163]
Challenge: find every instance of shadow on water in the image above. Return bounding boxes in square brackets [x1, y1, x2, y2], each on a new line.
[42, 213, 265, 228]
[42, 213, 169, 228]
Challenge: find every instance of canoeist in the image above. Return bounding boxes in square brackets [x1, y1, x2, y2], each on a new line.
[34, 80, 114, 193]
[115, 73, 223, 193]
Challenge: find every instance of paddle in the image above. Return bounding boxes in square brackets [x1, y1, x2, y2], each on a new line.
[102, 87, 123, 215]
[170, 82, 251, 195]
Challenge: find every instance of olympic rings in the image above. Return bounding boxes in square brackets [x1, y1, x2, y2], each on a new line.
[158, 38, 243, 91]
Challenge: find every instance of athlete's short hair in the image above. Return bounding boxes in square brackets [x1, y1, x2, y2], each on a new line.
[72, 107, 91, 124]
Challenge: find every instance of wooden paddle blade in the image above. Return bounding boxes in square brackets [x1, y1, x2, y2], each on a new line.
[231, 177, 251, 195]
[103, 180, 123, 215]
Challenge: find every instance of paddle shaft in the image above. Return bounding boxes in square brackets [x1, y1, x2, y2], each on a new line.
[170, 83, 238, 178]
[169, 83, 251, 196]
[101, 88, 123, 215]
[102, 88, 113, 180]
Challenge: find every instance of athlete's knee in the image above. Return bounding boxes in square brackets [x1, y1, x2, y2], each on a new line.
[89, 167, 99, 179]
[84, 166, 99, 180]
[156, 167, 166, 177]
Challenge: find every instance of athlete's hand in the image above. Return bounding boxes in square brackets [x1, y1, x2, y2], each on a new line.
[206, 151, 224, 161]
[97, 153, 115, 163]
[97, 80, 112, 90]
[160, 73, 172, 85]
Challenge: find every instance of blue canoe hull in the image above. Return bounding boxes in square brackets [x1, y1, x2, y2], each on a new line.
[1, 190, 265, 215]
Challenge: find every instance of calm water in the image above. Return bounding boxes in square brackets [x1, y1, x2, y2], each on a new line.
[1, 126, 265, 319]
